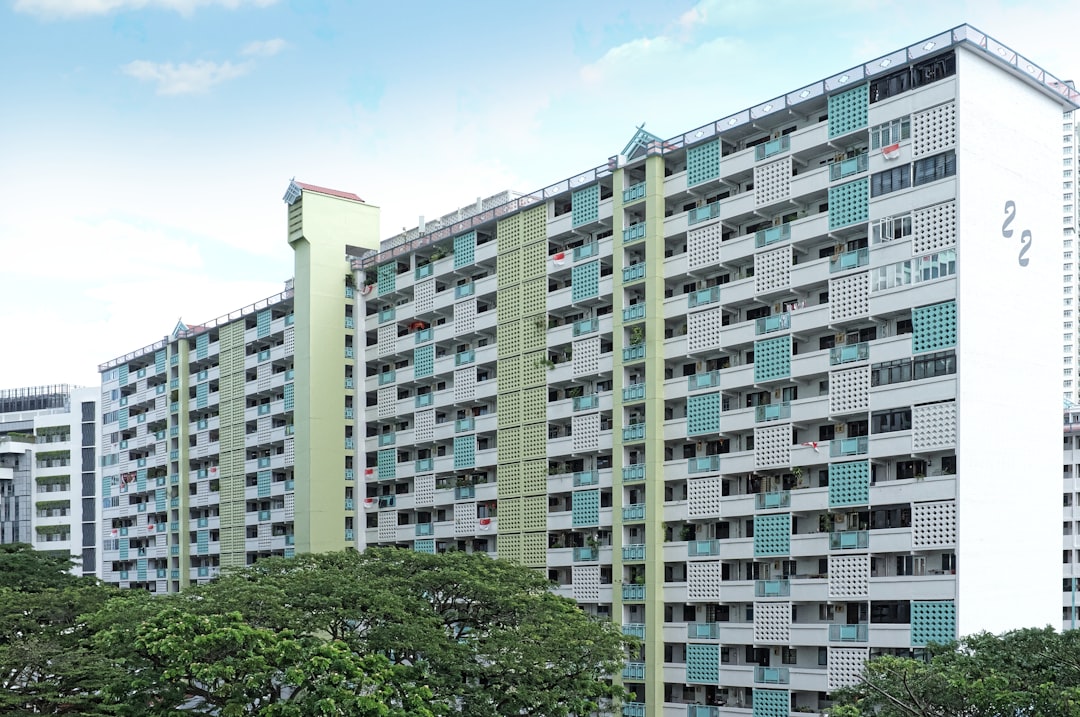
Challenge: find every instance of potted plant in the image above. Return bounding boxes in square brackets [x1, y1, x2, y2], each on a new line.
[630, 326, 645, 346]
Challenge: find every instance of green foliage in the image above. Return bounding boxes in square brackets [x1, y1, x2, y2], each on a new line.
[832, 627, 1080, 717]
[0, 543, 80, 591]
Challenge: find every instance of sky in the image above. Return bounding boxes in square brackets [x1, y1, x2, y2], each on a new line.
[1, 0, 1078, 388]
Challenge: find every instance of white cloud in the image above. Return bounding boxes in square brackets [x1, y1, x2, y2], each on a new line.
[14, 0, 276, 19]
[241, 38, 287, 57]
[121, 59, 251, 95]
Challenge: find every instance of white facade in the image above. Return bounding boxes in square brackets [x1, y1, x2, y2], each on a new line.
[1064, 97, 1078, 405]
[0, 385, 100, 576]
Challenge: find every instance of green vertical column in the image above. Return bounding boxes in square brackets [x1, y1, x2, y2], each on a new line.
[217, 321, 247, 568]
[172, 340, 191, 590]
[495, 212, 524, 563]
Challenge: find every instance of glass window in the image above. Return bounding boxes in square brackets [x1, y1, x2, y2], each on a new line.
[871, 166, 911, 197]
[913, 151, 957, 186]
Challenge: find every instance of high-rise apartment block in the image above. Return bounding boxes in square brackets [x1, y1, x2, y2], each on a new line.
[0, 385, 100, 576]
[96, 25, 1074, 717]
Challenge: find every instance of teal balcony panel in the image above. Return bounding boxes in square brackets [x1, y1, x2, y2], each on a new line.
[415, 457, 434, 472]
[622, 623, 646, 639]
[622, 662, 646, 680]
[688, 539, 721, 557]
[755, 491, 791, 510]
[415, 393, 434, 408]
[573, 395, 599, 411]
[416, 522, 434, 536]
[830, 247, 870, 273]
[687, 622, 721, 639]
[830, 342, 869, 366]
[687, 203, 721, 225]
[623, 704, 646, 717]
[573, 546, 599, 562]
[829, 152, 869, 181]
[623, 223, 646, 243]
[622, 584, 646, 601]
[455, 350, 475, 366]
[345, 316, 355, 329]
[755, 402, 791, 422]
[755, 313, 790, 335]
[414, 328, 433, 344]
[754, 667, 790, 684]
[688, 286, 721, 308]
[623, 303, 646, 322]
[622, 383, 645, 402]
[379, 307, 396, 323]
[622, 503, 645, 521]
[378, 432, 396, 447]
[755, 579, 791, 598]
[378, 370, 396, 385]
[622, 463, 646, 483]
[455, 283, 475, 299]
[573, 242, 598, 261]
[572, 470, 599, 487]
[754, 135, 790, 161]
[754, 224, 791, 248]
[622, 181, 646, 203]
[829, 623, 869, 642]
[688, 371, 721, 391]
[455, 417, 475, 432]
[455, 485, 475, 500]
[622, 543, 646, 561]
[622, 263, 646, 283]
[688, 455, 721, 474]
[830, 529, 869, 550]
[830, 436, 869, 457]
[573, 318, 599, 336]
[622, 423, 646, 442]
[415, 263, 434, 280]
[622, 345, 645, 362]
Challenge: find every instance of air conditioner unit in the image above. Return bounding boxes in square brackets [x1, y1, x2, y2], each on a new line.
[835, 333, 846, 343]
[774, 302, 782, 313]
[773, 216, 782, 226]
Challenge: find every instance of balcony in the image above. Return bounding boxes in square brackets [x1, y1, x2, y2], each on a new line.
[755, 491, 791, 510]
[623, 543, 645, 561]
[755, 224, 791, 248]
[688, 455, 721, 474]
[573, 470, 599, 487]
[415, 263, 433, 280]
[622, 423, 646, 442]
[624, 703, 646, 717]
[687, 707, 720, 717]
[754, 402, 790, 422]
[830, 529, 869, 550]
[830, 247, 870, 273]
[622, 463, 646, 482]
[416, 523, 434, 537]
[455, 283, 475, 299]
[623, 503, 646, 521]
[623, 383, 645, 402]
[258, 509, 271, 521]
[623, 181, 645, 203]
[345, 528, 355, 541]
[830, 436, 869, 457]
[688, 286, 721, 308]
[345, 408, 354, 419]
[829, 152, 869, 181]
[755, 135, 790, 161]
[378, 307, 395, 323]
[623, 345, 645, 362]
[573, 318, 599, 336]
[573, 242, 598, 261]
[344, 498, 355, 510]
[415, 457, 434, 472]
[415, 394, 434, 408]
[755, 667, 790, 684]
[623, 263, 646, 283]
[687, 622, 721, 639]
[687, 203, 720, 225]
[755, 313, 790, 335]
[454, 485, 475, 500]
[573, 395, 599, 411]
[378, 433, 395, 447]
[344, 347, 355, 359]
[829, 623, 869, 642]
[687, 371, 721, 391]
[378, 495, 396, 508]
[573, 546, 599, 562]
[623, 223, 646, 243]
[622, 623, 646, 639]
[688, 539, 721, 557]
[622, 662, 646, 680]
[830, 342, 869, 365]
[622, 584, 646, 601]
[755, 579, 791, 598]
[345, 316, 355, 329]
[414, 328, 433, 343]
[455, 417, 474, 432]
[455, 350, 475, 366]
[623, 303, 646, 322]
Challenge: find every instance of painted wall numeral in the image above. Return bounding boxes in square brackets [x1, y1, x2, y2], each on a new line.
[1002, 200, 1032, 268]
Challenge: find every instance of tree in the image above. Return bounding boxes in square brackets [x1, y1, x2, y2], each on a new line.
[0, 543, 81, 591]
[831, 627, 1080, 717]
[181, 549, 633, 716]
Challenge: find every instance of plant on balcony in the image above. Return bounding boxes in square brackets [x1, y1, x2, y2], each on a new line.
[629, 326, 645, 346]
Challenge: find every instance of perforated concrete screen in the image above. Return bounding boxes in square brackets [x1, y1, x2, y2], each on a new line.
[912, 200, 957, 255]
[573, 336, 601, 376]
[453, 231, 476, 268]
[497, 214, 521, 253]
[913, 400, 957, 449]
[687, 139, 720, 187]
[414, 278, 435, 314]
[753, 601, 792, 643]
[522, 423, 547, 460]
[753, 513, 791, 556]
[521, 240, 546, 278]
[828, 83, 869, 138]
[414, 473, 435, 506]
[573, 413, 601, 451]
[911, 601, 956, 646]
[521, 495, 546, 531]
[828, 554, 870, 599]
[256, 309, 271, 338]
[829, 271, 870, 322]
[522, 460, 547, 494]
[572, 489, 600, 527]
[913, 102, 957, 157]
[376, 449, 395, 480]
[522, 279, 546, 322]
[755, 156, 792, 206]
[754, 424, 792, 468]
[752, 689, 790, 717]
[828, 648, 869, 690]
[498, 426, 521, 462]
[688, 222, 723, 270]
[572, 261, 600, 302]
[754, 336, 791, 382]
[829, 178, 869, 229]
[453, 368, 475, 402]
[571, 184, 599, 227]
[572, 565, 600, 601]
[912, 500, 957, 548]
[521, 351, 547, 388]
[377, 324, 397, 357]
[414, 409, 434, 441]
[413, 344, 434, 378]
[377, 509, 396, 542]
[829, 365, 870, 415]
[688, 308, 723, 353]
[687, 392, 721, 435]
[685, 644, 719, 684]
[687, 560, 723, 600]
[497, 357, 520, 392]
[453, 435, 475, 469]
[499, 532, 521, 562]
[497, 320, 521, 357]
[688, 476, 723, 519]
[377, 263, 396, 296]
[499, 497, 521, 531]
[522, 386, 546, 422]
[911, 300, 957, 353]
[755, 245, 791, 294]
[498, 249, 521, 286]
[455, 502, 477, 535]
[828, 460, 870, 507]
[414, 539, 435, 554]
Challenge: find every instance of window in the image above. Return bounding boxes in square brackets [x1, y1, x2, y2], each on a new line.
[912, 350, 957, 380]
[870, 117, 911, 149]
[871, 359, 912, 387]
[871, 166, 911, 197]
[913, 150, 956, 186]
[871, 214, 912, 244]
[872, 408, 912, 433]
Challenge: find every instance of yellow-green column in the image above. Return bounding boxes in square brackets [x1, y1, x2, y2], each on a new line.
[495, 212, 524, 563]
[171, 340, 191, 589]
[217, 320, 247, 568]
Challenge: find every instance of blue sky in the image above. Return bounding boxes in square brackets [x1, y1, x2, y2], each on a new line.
[1, 0, 1077, 388]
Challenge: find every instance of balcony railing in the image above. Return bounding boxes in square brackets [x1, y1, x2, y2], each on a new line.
[622, 423, 646, 442]
[754, 666, 790, 684]
[415, 457, 434, 472]
[622, 503, 646, 521]
[455, 417, 474, 432]
[622, 345, 645, 362]
[622, 584, 646, 601]
[755, 579, 791, 598]
[623, 303, 646, 322]
[454, 485, 475, 500]
[830, 436, 869, 457]
[573, 242, 598, 261]
[687, 706, 720, 717]
[829, 152, 869, 181]
[378, 432, 395, 447]
[687, 203, 720, 225]
[830, 529, 869, 550]
[623, 223, 646, 243]
[622, 623, 646, 639]
[688, 371, 721, 390]
[573, 395, 599, 411]
[623, 383, 645, 402]
[755, 313, 790, 335]
[623, 543, 645, 560]
[622, 662, 646, 680]
[378, 307, 395, 323]
[455, 283, 474, 299]
[687, 622, 720, 639]
[755, 402, 791, 422]
[754, 135, 790, 161]
[688, 539, 721, 557]
[830, 247, 870, 273]
[415, 263, 434, 280]
[829, 623, 869, 642]
[623, 181, 646, 203]
[688, 286, 721, 308]
[830, 342, 869, 365]
[415, 523, 434, 536]
[573, 318, 599, 336]
[755, 224, 791, 248]
[622, 463, 646, 482]
[623, 263, 645, 283]
[414, 328, 433, 343]
[455, 350, 475, 366]
[573, 546, 599, 561]
[755, 491, 791, 510]
[415, 393, 433, 408]
[688, 455, 721, 473]
[573, 470, 598, 487]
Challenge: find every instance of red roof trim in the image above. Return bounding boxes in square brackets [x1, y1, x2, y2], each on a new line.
[294, 182, 364, 203]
